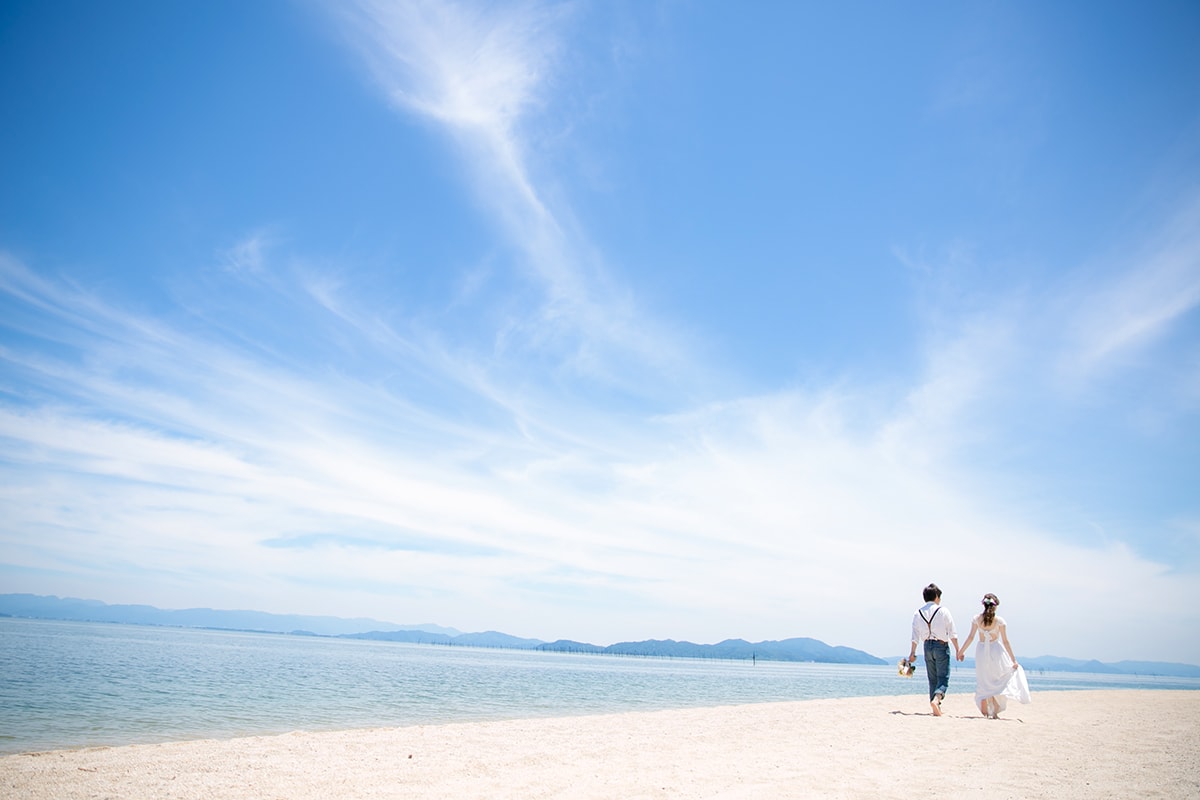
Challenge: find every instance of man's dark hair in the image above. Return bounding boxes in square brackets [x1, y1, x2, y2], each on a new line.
[923, 583, 941, 602]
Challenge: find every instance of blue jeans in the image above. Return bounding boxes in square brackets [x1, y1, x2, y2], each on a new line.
[924, 639, 951, 701]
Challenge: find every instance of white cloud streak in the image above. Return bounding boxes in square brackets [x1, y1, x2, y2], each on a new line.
[336, 0, 696, 396]
[341, 0, 569, 288]
[1065, 197, 1200, 375]
[3, 239, 1197, 661]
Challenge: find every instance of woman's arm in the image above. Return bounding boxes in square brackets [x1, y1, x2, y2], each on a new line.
[999, 622, 1018, 669]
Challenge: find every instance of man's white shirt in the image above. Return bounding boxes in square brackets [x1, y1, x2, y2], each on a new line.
[911, 602, 957, 644]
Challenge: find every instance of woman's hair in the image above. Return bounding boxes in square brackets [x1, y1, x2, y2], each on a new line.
[981, 593, 999, 626]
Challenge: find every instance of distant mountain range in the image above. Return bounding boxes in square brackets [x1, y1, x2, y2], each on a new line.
[4, 594, 1198, 675]
[886, 652, 1200, 679]
[0, 593, 458, 637]
[1, 593, 883, 664]
[346, 630, 886, 664]
[977, 655, 1200, 678]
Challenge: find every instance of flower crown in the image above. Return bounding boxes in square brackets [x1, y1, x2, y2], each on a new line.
[982, 597, 997, 606]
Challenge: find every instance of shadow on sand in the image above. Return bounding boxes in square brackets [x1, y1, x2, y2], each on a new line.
[889, 710, 1025, 722]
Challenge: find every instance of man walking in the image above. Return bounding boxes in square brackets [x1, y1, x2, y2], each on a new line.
[905, 583, 958, 716]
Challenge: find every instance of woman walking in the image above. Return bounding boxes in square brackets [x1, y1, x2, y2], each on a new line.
[957, 593, 1031, 718]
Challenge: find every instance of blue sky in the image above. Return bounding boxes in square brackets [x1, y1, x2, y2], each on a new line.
[1, 0, 1198, 664]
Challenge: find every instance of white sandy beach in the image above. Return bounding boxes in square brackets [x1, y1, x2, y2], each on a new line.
[3, 690, 1197, 799]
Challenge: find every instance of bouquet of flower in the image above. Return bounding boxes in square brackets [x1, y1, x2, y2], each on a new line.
[897, 658, 916, 677]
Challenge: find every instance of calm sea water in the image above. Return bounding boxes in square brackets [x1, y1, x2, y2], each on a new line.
[2, 618, 1197, 754]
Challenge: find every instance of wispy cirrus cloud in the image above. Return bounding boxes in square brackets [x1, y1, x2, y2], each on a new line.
[349, 0, 559, 138]
[2, 241, 1198, 658]
[1065, 196, 1200, 377]
[340, 0, 569, 288]
[335, 0, 695, 396]
[893, 188, 1200, 435]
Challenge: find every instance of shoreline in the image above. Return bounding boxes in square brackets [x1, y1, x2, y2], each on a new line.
[3, 690, 1198, 798]
[6, 680, 1197, 758]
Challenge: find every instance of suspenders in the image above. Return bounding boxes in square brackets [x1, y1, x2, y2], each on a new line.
[920, 606, 943, 643]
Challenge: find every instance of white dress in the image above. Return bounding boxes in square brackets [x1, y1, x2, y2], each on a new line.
[974, 616, 1032, 711]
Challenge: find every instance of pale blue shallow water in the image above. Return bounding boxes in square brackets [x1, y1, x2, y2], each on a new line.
[2, 618, 1196, 754]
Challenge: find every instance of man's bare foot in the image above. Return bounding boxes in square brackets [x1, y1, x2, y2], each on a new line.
[931, 693, 944, 716]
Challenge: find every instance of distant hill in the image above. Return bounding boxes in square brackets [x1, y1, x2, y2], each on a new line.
[539, 637, 886, 664]
[1020, 655, 1200, 678]
[348, 630, 885, 664]
[0, 594, 459, 637]
[920, 653, 1200, 679]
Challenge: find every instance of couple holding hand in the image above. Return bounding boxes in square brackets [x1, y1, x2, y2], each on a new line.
[904, 583, 1031, 718]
